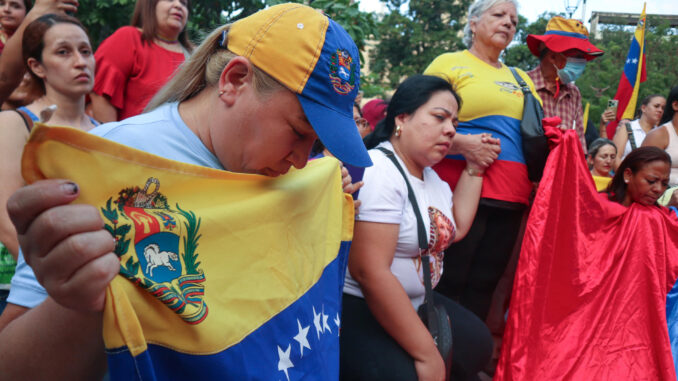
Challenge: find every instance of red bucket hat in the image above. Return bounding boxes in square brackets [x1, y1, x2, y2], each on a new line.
[527, 16, 603, 61]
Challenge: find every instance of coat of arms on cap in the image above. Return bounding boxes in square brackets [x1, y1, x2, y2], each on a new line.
[101, 177, 208, 324]
[329, 49, 357, 95]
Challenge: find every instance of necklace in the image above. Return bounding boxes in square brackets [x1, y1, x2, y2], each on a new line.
[156, 35, 179, 44]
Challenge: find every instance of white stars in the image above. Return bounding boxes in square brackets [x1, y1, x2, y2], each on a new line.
[293, 319, 311, 357]
[632, 58, 638, 64]
[312, 306, 323, 339]
[277, 344, 294, 381]
[276, 304, 338, 380]
[334, 313, 341, 332]
[322, 309, 332, 334]
[626, 58, 631, 64]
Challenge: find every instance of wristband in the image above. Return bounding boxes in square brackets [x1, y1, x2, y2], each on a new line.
[466, 167, 484, 177]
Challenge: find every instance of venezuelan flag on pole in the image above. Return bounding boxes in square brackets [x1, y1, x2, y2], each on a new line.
[22, 125, 354, 381]
[607, 3, 647, 138]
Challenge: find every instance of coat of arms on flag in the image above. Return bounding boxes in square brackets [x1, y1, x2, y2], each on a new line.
[101, 177, 208, 324]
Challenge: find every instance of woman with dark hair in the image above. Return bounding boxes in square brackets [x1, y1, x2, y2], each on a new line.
[606, 146, 671, 206]
[0, 13, 97, 313]
[0, 0, 31, 54]
[90, 0, 191, 122]
[587, 138, 616, 191]
[341, 74, 493, 381]
[612, 94, 665, 167]
[642, 86, 678, 186]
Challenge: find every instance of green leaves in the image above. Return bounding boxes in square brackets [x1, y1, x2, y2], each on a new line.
[367, 0, 473, 93]
[177, 204, 202, 275]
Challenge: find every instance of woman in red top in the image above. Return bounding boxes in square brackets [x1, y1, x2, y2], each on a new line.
[90, 0, 191, 122]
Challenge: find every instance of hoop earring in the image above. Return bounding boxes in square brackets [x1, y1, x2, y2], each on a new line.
[395, 125, 402, 137]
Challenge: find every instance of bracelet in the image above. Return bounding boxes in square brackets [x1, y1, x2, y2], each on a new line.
[465, 167, 484, 177]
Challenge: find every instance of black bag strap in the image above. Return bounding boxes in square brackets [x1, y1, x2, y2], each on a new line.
[625, 121, 637, 150]
[375, 147, 427, 250]
[509, 67, 531, 95]
[376, 147, 436, 316]
[14, 109, 34, 132]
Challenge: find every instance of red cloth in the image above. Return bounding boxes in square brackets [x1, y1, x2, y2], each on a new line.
[495, 129, 678, 380]
[93, 26, 185, 120]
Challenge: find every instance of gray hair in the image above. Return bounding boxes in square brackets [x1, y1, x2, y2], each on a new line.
[463, 0, 519, 48]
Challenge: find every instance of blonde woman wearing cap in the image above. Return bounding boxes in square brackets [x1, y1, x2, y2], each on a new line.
[525, 16, 604, 151]
[0, 4, 369, 379]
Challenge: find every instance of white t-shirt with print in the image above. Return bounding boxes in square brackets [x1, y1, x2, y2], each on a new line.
[343, 141, 456, 309]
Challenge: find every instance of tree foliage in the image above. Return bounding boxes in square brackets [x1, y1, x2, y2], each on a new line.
[504, 13, 678, 128]
[503, 13, 551, 71]
[77, 0, 377, 61]
[368, 0, 472, 91]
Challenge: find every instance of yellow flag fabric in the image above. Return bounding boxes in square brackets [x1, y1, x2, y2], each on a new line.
[22, 124, 354, 380]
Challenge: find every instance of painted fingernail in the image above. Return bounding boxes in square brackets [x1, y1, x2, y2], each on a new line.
[62, 182, 78, 195]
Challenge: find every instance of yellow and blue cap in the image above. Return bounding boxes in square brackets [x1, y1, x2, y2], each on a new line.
[228, 3, 372, 167]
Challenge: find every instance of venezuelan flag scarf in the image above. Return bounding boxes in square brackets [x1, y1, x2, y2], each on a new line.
[22, 125, 354, 381]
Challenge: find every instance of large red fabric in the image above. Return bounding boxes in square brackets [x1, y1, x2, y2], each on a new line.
[93, 26, 185, 120]
[495, 129, 678, 380]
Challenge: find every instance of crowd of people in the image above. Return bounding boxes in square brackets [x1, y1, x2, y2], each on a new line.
[0, 0, 677, 380]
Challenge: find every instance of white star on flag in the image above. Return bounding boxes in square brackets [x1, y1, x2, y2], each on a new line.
[626, 58, 631, 64]
[277, 344, 294, 381]
[322, 308, 332, 334]
[632, 58, 638, 64]
[334, 313, 341, 332]
[313, 306, 323, 339]
[293, 319, 311, 357]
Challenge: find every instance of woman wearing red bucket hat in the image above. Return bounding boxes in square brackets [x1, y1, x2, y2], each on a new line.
[526, 16, 604, 150]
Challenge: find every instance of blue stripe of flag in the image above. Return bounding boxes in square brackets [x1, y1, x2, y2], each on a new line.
[623, 37, 641, 87]
[454, 116, 524, 163]
[666, 278, 678, 376]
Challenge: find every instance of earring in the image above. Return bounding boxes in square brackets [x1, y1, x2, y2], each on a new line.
[395, 125, 402, 137]
[218, 90, 225, 96]
[624, 179, 629, 184]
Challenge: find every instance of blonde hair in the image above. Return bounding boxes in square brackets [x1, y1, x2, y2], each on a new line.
[146, 24, 284, 112]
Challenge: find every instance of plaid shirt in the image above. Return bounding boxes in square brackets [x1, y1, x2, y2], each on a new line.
[527, 67, 587, 152]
